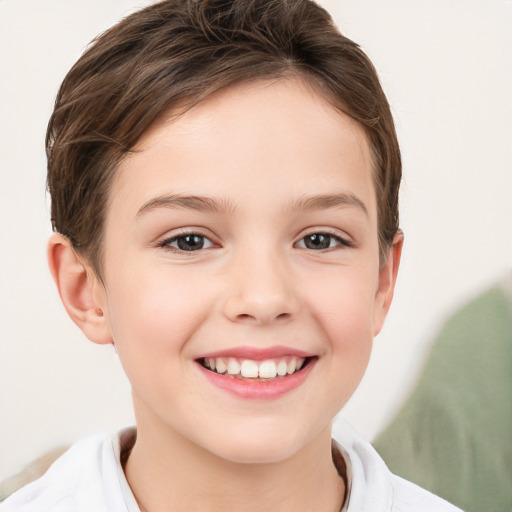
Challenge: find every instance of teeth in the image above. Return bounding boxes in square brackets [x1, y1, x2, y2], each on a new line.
[240, 360, 259, 378]
[276, 360, 288, 376]
[227, 358, 241, 375]
[215, 359, 227, 374]
[203, 356, 308, 379]
[259, 360, 277, 379]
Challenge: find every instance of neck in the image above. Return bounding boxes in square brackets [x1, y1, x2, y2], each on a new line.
[124, 413, 345, 512]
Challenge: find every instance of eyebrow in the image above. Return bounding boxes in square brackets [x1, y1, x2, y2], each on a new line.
[290, 193, 369, 217]
[136, 192, 368, 218]
[136, 194, 236, 217]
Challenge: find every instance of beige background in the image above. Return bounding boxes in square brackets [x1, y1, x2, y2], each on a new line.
[1, 0, 511, 480]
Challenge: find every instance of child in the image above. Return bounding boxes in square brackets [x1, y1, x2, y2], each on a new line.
[1, 1, 461, 510]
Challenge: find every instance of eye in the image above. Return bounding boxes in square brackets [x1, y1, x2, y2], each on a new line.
[161, 233, 215, 252]
[296, 232, 352, 250]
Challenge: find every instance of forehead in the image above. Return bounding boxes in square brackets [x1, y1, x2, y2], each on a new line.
[136, 78, 370, 161]
[111, 78, 376, 217]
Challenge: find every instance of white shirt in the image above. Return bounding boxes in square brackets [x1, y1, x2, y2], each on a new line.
[1, 423, 462, 512]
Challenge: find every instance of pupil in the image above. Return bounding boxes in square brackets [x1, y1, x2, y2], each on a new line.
[306, 234, 330, 250]
[178, 235, 204, 251]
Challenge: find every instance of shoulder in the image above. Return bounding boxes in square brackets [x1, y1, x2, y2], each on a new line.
[0, 432, 126, 512]
[333, 421, 462, 512]
[389, 474, 463, 512]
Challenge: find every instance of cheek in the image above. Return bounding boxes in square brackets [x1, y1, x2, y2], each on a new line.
[104, 267, 214, 368]
[305, 265, 377, 372]
[311, 279, 375, 410]
[309, 264, 377, 330]
[103, 270, 216, 418]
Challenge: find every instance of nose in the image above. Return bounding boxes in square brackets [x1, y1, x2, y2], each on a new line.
[222, 248, 300, 325]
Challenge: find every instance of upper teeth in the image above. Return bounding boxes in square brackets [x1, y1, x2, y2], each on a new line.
[203, 357, 305, 379]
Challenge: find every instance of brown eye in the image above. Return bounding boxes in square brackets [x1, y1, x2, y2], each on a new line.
[176, 234, 204, 251]
[303, 233, 332, 250]
[162, 233, 214, 252]
[297, 232, 352, 250]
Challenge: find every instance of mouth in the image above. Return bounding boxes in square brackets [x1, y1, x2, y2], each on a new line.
[195, 351, 317, 399]
[198, 355, 315, 381]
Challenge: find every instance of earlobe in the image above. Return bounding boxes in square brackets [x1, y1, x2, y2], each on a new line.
[48, 233, 113, 345]
[373, 231, 404, 336]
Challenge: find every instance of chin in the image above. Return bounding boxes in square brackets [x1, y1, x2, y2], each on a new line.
[201, 421, 320, 465]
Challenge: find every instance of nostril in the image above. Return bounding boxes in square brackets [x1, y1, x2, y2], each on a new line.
[235, 311, 292, 323]
[225, 289, 299, 325]
[237, 313, 254, 321]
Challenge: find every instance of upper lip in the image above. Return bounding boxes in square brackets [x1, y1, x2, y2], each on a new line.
[197, 345, 315, 360]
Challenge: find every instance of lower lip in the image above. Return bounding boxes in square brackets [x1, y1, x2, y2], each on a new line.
[197, 359, 316, 400]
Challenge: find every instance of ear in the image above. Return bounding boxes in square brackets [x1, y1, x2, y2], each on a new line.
[373, 231, 404, 336]
[48, 233, 113, 345]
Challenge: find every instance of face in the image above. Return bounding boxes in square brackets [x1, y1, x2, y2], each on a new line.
[94, 78, 396, 464]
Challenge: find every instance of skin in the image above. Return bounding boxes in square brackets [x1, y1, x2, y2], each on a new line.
[49, 78, 402, 512]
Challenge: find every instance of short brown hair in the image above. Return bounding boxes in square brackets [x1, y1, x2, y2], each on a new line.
[47, 0, 401, 274]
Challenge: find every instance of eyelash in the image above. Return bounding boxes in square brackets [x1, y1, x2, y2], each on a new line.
[157, 231, 216, 252]
[157, 230, 354, 253]
[296, 231, 354, 251]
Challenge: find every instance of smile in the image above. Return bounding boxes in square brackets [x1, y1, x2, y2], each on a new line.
[200, 356, 307, 380]
[196, 348, 317, 399]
